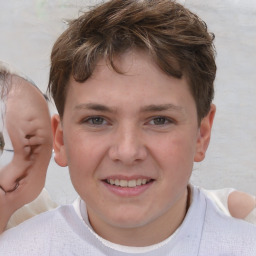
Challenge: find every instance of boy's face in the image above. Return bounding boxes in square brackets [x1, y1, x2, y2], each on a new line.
[53, 50, 215, 244]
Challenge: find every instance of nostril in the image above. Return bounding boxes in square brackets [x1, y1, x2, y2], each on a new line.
[108, 143, 147, 165]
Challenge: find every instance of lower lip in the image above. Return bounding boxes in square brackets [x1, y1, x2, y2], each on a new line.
[102, 181, 154, 197]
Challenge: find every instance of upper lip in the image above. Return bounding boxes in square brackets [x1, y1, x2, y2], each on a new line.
[101, 175, 154, 181]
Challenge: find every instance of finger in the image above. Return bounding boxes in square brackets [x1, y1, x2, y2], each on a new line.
[26, 135, 45, 147]
[0, 155, 31, 191]
[24, 145, 31, 156]
[0, 173, 24, 193]
[6, 182, 19, 193]
[2, 182, 19, 194]
[0, 185, 6, 195]
[29, 144, 42, 155]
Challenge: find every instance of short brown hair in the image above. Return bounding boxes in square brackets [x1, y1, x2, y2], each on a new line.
[48, 0, 216, 121]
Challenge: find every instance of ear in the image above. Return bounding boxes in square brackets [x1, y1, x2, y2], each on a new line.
[51, 114, 68, 167]
[194, 104, 216, 162]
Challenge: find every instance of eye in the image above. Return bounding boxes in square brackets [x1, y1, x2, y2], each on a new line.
[82, 116, 107, 126]
[148, 116, 173, 126]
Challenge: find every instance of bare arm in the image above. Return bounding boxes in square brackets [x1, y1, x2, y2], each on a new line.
[228, 190, 256, 219]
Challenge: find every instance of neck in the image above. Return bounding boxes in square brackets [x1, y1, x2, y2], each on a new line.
[87, 187, 190, 247]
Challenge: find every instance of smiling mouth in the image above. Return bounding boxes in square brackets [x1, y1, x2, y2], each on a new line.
[104, 178, 153, 188]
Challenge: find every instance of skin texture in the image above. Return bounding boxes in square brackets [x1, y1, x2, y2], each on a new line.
[228, 191, 256, 219]
[0, 76, 52, 233]
[53, 50, 215, 246]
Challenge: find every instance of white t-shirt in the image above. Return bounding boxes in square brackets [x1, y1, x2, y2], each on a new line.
[6, 186, 256, 230]
[204, 188, 256, 224]
[1, 186, 256, 256]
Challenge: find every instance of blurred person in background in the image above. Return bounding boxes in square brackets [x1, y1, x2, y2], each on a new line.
[0, 61, 56, 233]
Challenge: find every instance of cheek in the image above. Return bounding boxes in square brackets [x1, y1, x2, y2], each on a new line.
[153, 133, 196, 176]
[65, 134, 107, 177]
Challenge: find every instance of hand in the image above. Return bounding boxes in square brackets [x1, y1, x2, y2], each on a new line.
[0, 76, 52, 233]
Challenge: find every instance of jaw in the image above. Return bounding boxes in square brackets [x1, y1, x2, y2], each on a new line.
[86, 185, 189, 247]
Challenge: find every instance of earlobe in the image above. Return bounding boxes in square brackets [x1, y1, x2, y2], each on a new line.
[194, 104, 216, 162]
[52, 114, 68, 167]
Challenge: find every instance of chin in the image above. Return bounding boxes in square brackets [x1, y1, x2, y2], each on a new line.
[106, 211, 152, 229]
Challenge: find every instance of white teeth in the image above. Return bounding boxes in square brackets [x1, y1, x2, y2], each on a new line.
[120, 180, 128, 187]
[106, 178, 150, 187]
[136, 179, 142, 186]
[128, 180, 136, 187]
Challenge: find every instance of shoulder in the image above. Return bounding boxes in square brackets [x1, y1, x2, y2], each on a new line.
[0, 205, 77, 255]
[228, 190, 256, 219]
[199, 188, 256, 255]
[203, 188, 256, 221]
[202, 187, 234, 215]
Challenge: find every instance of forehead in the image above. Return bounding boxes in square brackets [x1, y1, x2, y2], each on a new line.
[92, 49, 182, 84]
[64, 50, 196, 116]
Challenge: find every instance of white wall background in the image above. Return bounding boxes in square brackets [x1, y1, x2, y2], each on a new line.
[0, 0, 255, 204]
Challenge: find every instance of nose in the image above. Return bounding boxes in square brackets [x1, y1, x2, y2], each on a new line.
[108, 124, 147, 165]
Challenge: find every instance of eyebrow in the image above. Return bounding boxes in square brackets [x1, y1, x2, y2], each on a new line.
[75, 103, 115, 113]
[141, 104, 184, 112]
[74, 103, 183, 113]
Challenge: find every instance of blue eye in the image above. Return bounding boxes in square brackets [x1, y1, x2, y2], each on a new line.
[149, 117, 173, 125]
[83, 116, 107, 125]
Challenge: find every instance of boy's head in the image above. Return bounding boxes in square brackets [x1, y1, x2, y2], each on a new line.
[50, 0, 216, 246]
[48, 0, 216, 122]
